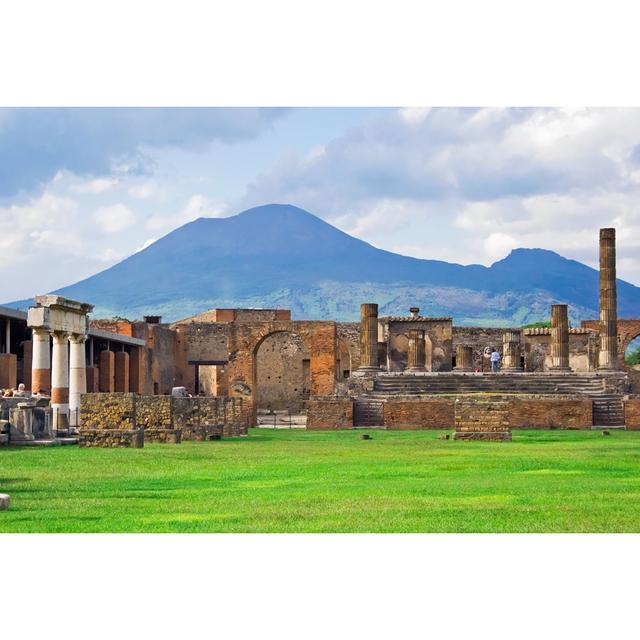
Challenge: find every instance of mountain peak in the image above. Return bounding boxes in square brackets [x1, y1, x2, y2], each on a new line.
[4, 203, 639, 324]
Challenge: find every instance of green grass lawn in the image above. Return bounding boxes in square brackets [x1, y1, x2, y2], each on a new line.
[2, 428, 640, 533]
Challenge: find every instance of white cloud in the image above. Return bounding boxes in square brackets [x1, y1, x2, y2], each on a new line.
[71, 177, 119, 194]
[128, 181, 157, 199]
[93, 203, 135, 233]
[238, 107, 640, 284]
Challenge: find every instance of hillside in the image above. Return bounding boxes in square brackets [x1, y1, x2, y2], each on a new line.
[5, 203, 640, 324]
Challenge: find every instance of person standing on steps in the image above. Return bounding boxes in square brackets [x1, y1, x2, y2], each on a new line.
[490, 348, 501, 373]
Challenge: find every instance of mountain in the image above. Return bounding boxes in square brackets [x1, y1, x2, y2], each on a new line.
[5, 203, 640, 325]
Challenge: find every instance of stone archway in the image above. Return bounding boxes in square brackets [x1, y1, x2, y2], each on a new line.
[254, 331, 310, 415]
[225, 320, 336, 426]
[617, 320, 640, 370]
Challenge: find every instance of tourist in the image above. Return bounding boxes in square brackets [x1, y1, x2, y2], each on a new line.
[14, 383, 26, 397]
[490, 348, 501, 373]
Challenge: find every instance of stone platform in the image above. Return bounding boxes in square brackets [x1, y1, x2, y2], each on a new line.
[453, 397, 512, 442]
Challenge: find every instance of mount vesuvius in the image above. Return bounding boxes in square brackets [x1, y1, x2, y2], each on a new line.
[5, 203, 640, 325]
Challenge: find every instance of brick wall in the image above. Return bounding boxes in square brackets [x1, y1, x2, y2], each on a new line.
[306, 398, 353, 430]
[624, 398, 640, 430]
[384, 398, 455, 429]
[509, 397, 592, 429]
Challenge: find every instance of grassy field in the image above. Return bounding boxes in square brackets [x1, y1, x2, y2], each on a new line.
[2, 428, 640, 533]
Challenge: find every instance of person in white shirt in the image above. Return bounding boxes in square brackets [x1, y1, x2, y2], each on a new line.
[490, 348, 501, 373]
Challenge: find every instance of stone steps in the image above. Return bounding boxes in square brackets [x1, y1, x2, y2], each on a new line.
[372, 373, 608, 396]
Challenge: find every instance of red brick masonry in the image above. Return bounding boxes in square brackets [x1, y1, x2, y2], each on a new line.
[306, 395, 594, 430]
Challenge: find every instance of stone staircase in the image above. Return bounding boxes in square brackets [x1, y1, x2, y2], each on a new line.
[592, 395, 625, 427]
[370, 373, 607, 396]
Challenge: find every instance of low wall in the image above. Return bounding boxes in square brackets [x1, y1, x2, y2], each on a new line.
[384, 398, 454, 430]
[306, 398, 353, 430]
[79, 428, 144, 448]
[79, 393, 247, 446]
[624, 398, 640, 430]
[509, 397, 593, 429]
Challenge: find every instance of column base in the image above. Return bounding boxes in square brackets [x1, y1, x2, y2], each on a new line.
[548, 366, 572, 372]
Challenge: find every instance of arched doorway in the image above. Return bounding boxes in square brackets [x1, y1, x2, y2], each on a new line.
[254, 331, 310, 422]
[624, 336, 640, 371]
[336, 338, 352, 380]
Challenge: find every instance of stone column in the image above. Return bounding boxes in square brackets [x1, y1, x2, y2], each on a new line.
[502, 330, 522, 371]
[68, 333, 87, 428]
[51, 331, 70, 432]
[358, 303, 379, 371]
[406, 329, 426, 372]
[598, 228, 618, 370]
[115, 351, 130, 392]
[31, 327, 51, 394]
[99, 350, 115, 392]
[550, 304, 570, 371]
[455, 345, 473, 371]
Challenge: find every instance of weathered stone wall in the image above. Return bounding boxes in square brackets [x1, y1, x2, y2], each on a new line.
[454, 398, 511, 441]
[80, 392, 247, 443]
[226, 320, 336, 425]
[80, 428, 144, 448]
[385, 319, 452, 372]
[624, 398, 640, 430]
[384, 398, 455, 429]
[80, 392, 135, 430]
[453, 327, 512, 371]
[131, 322, 177, 395]
[336, 323, 361, 378]
[523, 330, 596, 372]
[256, 331, 310, 412]
[509, 396, 592, 429]
[172, 396, 246, 438]
[171, 321, 229, 394]
[306, 397, 353, 430]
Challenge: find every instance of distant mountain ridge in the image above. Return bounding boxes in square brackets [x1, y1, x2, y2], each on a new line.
[5, 203, 640, 325]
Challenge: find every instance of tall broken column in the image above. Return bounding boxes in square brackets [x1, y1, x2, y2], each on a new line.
[406, 329, 426, 372]
[502, 330, 522, 371]
[454, 345, 473, 371]
[31, 327, 51, 394]
[598, 227, 618, 370]
[358, 303, 379, 371]
[550, 304, 570, 371]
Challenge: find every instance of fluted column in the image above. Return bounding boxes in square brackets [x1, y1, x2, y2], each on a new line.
[502, 330, 522, 371]
[51, 331, 70, 432]
[454, 345, 473, 371]
[550, 305, 570, 371]
[68, 333, 87, 428]
[598, 228, 618, 370]
[358, 303, 379, 371]
[31, 327, 51, 394]
[407, 329, 426, 372]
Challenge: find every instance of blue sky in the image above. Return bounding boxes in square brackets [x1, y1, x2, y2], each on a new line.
[2, 107, 640, 302]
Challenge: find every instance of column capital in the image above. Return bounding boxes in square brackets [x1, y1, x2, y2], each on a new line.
[68, 333, 88, 344]
[51, 331, 71, 343]
[31, 326, 50, 337]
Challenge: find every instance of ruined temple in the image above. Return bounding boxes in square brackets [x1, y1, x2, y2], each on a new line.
[2, 227, 640, 445]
